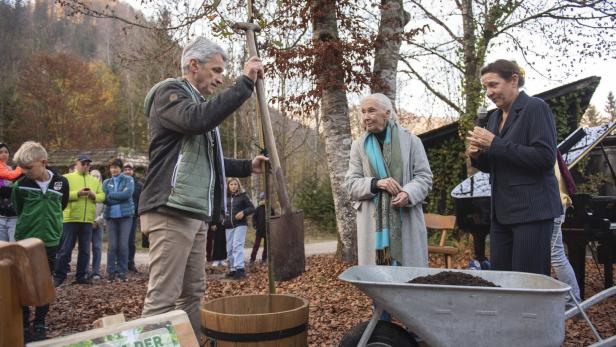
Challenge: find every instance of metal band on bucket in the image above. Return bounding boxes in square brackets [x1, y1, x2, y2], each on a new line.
[202, 323, 308, 342]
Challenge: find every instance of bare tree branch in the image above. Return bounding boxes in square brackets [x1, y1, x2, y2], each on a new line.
[400, 58, 462, 114]
[408, 0, 461, 43]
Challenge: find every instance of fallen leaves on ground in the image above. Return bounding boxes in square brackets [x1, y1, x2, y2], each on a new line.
[44, 255, 616, 346]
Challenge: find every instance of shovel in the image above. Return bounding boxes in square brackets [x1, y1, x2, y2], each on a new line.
[233, 22, 305, 281]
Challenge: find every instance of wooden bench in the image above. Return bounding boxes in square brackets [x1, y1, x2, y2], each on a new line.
[424, 213, 459, 268]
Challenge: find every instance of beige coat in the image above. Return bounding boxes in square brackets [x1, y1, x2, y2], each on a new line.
[345, 127, 432, 266]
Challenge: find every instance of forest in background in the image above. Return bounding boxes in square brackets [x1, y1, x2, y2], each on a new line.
[0, 0, 336, 233]
[0, 0, 180, 151]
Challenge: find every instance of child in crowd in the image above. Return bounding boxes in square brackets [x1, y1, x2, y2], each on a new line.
[0, 142, 23, 242]
[250, 192, 272, 265]
[223, 178, 255, 279]
[11, 141, 69, 342]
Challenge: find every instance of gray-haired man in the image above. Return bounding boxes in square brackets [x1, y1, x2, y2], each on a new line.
[139, 36, 267, 338]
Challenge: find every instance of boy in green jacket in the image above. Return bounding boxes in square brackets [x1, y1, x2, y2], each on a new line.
[12, 141, 69, 342]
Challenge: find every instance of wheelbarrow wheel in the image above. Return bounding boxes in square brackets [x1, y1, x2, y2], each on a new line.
[338, 321, 419, 347]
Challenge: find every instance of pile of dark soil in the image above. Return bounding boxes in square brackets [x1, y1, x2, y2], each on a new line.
[408, 271, 500, 287]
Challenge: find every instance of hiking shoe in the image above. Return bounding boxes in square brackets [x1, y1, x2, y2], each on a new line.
[32, 324, 47, 341]
[53, 277, 65, 288]
[128, 264, 139, 273]
[233, 269, 246, 279]
[90, 274, 102, 282]
[107, 274, 116, 283]
[225, 271, 236, 278]
[72, 277, 91, 285]
[480, 260, 491, 270]
[468, 259, 481, 270]
[118, 275, 128, 283]
[23, 324, 32, 343]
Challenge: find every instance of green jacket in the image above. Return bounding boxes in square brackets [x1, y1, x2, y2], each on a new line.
[63, 171, 105, 223]
[12, 170, 69, 247]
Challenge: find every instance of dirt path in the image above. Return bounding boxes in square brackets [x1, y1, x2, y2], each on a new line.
[82, 240, 337, 266]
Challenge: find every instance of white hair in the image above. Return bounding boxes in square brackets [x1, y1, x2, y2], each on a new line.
[13, 141, 48, 166]
[360, 93, 397, 121]
[181, 36, 228, 73]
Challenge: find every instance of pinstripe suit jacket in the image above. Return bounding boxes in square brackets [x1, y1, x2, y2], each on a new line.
[472, 91, 561, 225]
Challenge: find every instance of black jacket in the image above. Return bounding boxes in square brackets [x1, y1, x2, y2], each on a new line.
[471, 91, 561, 224]
[0, 186, 16, 217]
[132, 179, 143, 214]
[252, 203, 274, 236]
[223, 191, 255, 228]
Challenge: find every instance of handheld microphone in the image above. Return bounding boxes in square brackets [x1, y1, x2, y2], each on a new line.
[476, 106, 488, 128]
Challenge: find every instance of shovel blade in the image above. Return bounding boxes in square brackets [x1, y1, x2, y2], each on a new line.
[269, 211, 305, 281]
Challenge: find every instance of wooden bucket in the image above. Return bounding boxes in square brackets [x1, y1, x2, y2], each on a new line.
[201, 294, 309, 346]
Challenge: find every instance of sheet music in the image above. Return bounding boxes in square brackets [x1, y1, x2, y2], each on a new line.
[451, 122, 616, 199]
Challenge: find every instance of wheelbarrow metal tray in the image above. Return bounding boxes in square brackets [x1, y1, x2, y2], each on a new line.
[339, 266, 571, 347]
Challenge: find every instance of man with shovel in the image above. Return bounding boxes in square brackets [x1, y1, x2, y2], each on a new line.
[139, 36, 268, 340]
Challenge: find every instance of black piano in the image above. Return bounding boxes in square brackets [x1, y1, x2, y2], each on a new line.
[453, 122, 616, 299]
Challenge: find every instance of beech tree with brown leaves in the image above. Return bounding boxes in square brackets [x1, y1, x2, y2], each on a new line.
[12, 53, 118, 150]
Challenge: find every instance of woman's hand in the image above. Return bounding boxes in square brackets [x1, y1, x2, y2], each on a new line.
[234, 211, 244, 220]
[466, 143, 481, 160]
[377, 178, 403, 196]
[466, 127, 495, 151]
[391, 191, 409, 207]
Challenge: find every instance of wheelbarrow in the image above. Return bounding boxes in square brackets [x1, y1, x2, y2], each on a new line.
[338, 266, 616, 347]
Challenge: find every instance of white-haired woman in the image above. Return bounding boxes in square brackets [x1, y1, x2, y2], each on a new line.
[345, 93, 432, 268]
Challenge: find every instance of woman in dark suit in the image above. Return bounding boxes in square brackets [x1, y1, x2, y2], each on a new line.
[466, 59, 561, 275]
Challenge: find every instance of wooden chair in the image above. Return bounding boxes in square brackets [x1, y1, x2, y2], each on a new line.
[424, 213, 459, 268]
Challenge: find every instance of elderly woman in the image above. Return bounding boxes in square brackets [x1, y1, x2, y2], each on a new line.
[345, 93, 432, 267]
[466, 59, 561, 275]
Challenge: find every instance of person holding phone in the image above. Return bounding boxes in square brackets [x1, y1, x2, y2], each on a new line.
[54, 154, 105, 287]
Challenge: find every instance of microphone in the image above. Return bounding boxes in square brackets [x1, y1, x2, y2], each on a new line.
[476, 106, 488, 128]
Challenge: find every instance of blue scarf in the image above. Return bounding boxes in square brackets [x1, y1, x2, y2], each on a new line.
[364, 121, 403, 265]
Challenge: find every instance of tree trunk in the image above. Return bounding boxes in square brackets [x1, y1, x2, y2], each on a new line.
[371, 0, 410, 106]
[459, 0, 485, 175]
[311, 0, 357, 262]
